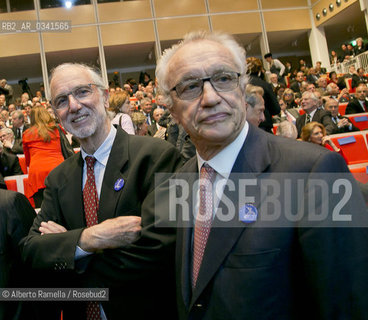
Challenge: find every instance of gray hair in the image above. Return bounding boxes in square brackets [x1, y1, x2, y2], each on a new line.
[12, 110, 24, 122]
[245, 84, 264, 108]
[276, 121, 298, 139]
[50, 63, 107, 99]
[156, 30, 248, 108]
[0, 127, 14, 138]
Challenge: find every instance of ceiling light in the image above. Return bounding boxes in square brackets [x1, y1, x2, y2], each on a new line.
[329, 3, 334, 11]
[322, 8, 328, 16]
[336, 0, 341, 6]
[316, 13, 321, 20]
[65, 1, 72, 9]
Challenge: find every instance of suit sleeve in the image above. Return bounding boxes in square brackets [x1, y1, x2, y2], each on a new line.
[321, 111, 335, 135]
[21, 172, 84, 271]
[11, 155, 23, 175]
[297, 151, 368, 319]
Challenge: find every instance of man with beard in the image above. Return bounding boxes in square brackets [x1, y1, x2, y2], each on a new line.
[21, 63, 182, 320]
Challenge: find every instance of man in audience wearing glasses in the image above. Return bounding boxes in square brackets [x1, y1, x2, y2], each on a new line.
[22, 63, 182, 320]
[154, 31, 368, 320]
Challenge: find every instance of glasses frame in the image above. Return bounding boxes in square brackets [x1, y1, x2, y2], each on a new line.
[52, 83, 102, 110]
[170, 71, 241, 100]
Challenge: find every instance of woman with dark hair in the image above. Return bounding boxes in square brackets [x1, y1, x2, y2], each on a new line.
[22, 106, 64, 207]
[108, 91, 135, 134]
[327, 71, 338, 85]
[301, 121, 347, 163]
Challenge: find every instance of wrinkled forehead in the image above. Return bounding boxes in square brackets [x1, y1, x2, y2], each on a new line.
[50, 66, 92, 96]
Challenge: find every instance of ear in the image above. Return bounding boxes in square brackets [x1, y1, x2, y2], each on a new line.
[103, 89, 109, 109]
[168, 106, 180, 125]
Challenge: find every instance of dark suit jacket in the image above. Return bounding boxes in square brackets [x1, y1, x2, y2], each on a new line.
[147, 123, 158, 136]
[0, 190, 36, 320]
[330, 114, 360, 133]
[352, 74, 368, 88]
[4, 138, 23, 155]
[345, 98, 367, 114]
[249, 75, 280, 132]
[12, 124, 30, 140]
[296, 108, 335, 137]
[0, 151, 23, 177]
[170, 125, 368, 320]
[22, 126, 183, 320]
[290, 80, 301, 93]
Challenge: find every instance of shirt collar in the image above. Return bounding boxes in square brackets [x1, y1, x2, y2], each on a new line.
[81, 124, 117, 166]
[197, 122, 249, 179]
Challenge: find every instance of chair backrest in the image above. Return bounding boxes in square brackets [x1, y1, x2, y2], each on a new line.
[350, 164, 368, 184]
[330, 132, 368, 165]
[338, 103, 348, 116]
[4, 174, 35, 207]
[346, 113, 368, 130]
[17, 154, 27, 174]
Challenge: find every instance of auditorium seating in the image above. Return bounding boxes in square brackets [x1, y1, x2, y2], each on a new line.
[330, 130, 368, 165]
[4, 174, 35, 207]
[345, 113, 368, 130]
[17, 154, 28, 174]
[349, 163, 368, 184]
[345, 78, 356, 94]
[338, 103, 348, 116]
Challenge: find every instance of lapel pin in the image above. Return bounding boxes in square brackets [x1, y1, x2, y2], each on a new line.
[114, 178, 125, 191]
[239, 204, 258, 223]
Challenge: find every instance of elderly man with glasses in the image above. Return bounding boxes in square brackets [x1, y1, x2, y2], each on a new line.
[22, 63, 182, 320]
[153, 31, 368, 320]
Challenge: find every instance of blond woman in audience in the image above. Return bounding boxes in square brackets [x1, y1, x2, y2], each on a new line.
[22, 107, 64, 207]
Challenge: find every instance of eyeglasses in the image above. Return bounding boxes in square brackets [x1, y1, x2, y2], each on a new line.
[0, 133, 9, 139]
[52, 83, 102, 110]
[170, 71, 241, 100]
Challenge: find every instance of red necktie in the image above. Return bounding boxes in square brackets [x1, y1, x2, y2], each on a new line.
[83, 156, 101, 320]
[363, 102, 368, 112]
[192, 163, 216, 288]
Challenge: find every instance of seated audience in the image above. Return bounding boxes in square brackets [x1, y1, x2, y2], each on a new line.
[22, 107, 64, 208]
[296, 91, 335, 137]
[282, 89, 298, 109]
[327, 71, 338, 85]
[346, 83, 368, 114]
[301, 121, 347, 163]
[0, 141, 23, 179]
[352, 67, 368, 89]
[275, 120, 298, 139]
[148, 108, 165, 137]
[324, 98, 359, 133]
[109, 91, 135, 135]
[131, 112, 148, 136]
[0, 128, 23, 154]
[245, 85, 265, 127]
[326, 83, 349, 103]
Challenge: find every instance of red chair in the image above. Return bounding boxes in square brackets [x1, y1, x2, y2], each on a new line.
[345, 78, 356, 94]
[330, 133, 368, 165]
[17, 155, 27, 174]
[350, 165, 368, 184]
[338, 103, 348, 116]
[346, 113, 368, 131]
[4, 174, 35, 207]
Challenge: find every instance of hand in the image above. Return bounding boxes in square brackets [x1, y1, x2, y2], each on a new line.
[322, 135, 340, 152]
[78, 216, 142, 252]
[2, 139, 12, 149]
[39, 221, 67, 235]
[337, 118, 349, 128]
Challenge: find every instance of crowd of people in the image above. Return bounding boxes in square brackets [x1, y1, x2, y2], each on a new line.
[1, 31, 368, 320]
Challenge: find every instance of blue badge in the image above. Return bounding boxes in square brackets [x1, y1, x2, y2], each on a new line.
[239, 204, 258, 223]
[114, 178, 125, 191]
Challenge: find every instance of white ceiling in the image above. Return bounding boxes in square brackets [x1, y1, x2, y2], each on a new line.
[0, 1, 366, 87]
